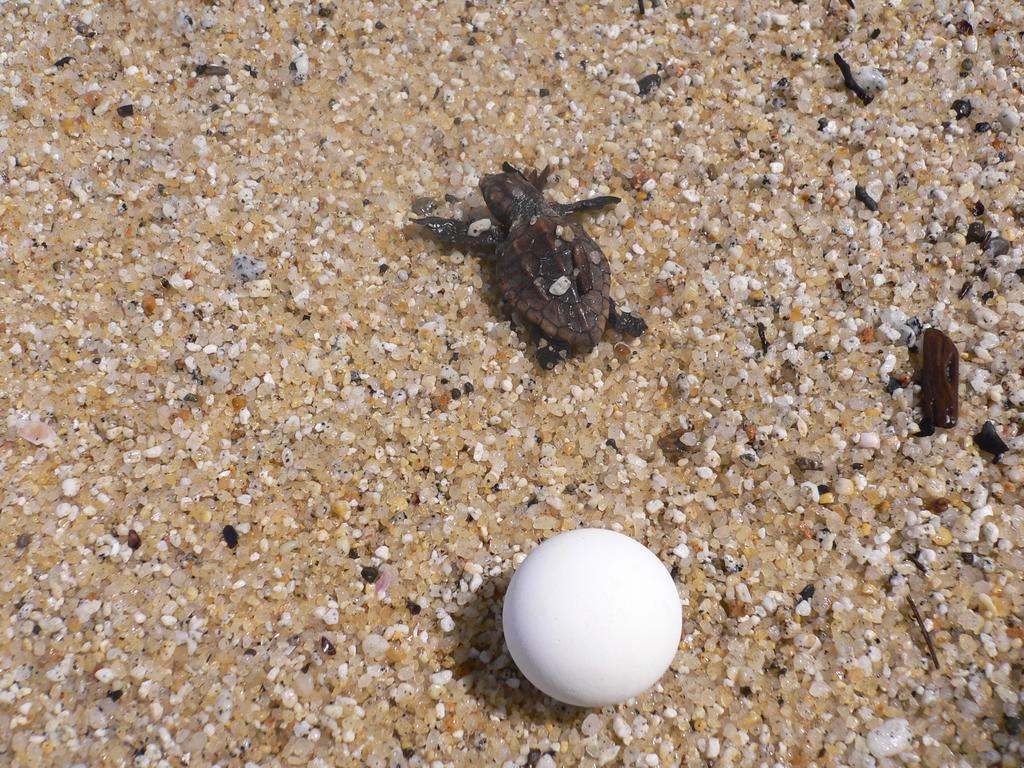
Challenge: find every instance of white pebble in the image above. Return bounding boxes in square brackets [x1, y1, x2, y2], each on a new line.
[249, 279, 273, 298]
[706, 736, 721, 758]
[998, 106, 1021, 133]
[982, 522, 999, 545]
[361, 633, 389, 659]
[866, 718, 912, 758]
[95, 667, 115, 684]
[62, 478, 80, 497]
[612, 715, 632, 743]
[291, 51, 310, 80]
[835, 478, 855, 496]
[548, 276, 572, 296]
[854, 67, 887, 95]
[859, 432, 880, 450]
[232, 254, 266, 283]
[429, 670, 453, 686]
[468, 218, 492, 237]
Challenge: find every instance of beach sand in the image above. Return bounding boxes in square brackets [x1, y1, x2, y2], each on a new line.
[1, 1, 1022, 765]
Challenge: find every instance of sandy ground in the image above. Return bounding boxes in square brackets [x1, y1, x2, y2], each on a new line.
[1, 1, 1023, 766]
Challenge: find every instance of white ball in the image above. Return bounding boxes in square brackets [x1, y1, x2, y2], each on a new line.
[502, 528, 681, 707]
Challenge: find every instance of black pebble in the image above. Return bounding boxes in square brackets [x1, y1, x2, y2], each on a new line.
[320, 636, 336, 656]
[378, 263, 389, 274]
[952, 99, 972, 119]
[195, 63, 229, 77]
[886, 376, 904, 394]
[966, 221, 987, 244]
[817, 117, 829, 131]
[539, 88, 549, 97]
[462, 382, 474, 395]
[374, 20, 385, 29]
[16, 533, 32, 549]
[1006, 717, 1021, 736]
[107, 690, 123, 701]
[973, 421, 1009, 462]
[974, 122, 991, 133]
[127, 529, 142, 550]
[450, 387, 461, 400]
[854, 184, 878, 212]
[117, 104, 134, 118]
[222, 524, 239, 549]
[54, 55, 75, 68]
[637, 73, 661, 95]
[406, 599, 422, 615]
[798, 584, 815, 602]
[361, 566, 380, 583]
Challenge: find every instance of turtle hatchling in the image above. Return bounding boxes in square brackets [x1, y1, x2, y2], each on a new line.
[412, 162, 648, 369]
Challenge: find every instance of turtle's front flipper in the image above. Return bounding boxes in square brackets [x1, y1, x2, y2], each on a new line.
[536, 336, 572, 370]
[609, 300, 648, 338]
[412, 216, 506, 250]
[554, 196, 621, 216]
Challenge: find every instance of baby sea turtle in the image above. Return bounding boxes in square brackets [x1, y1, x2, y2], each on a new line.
[412, 162, 648, 369]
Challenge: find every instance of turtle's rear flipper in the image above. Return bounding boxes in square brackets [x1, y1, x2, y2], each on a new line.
[412, 216, 505, 250]
[609, 301, 648, 338]
[555, 196, 621, 216]
[537, 336, 571, 370]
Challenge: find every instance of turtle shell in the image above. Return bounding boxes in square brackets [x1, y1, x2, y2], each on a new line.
[495, 214, 611, 349]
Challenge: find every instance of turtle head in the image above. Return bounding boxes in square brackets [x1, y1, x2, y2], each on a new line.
[480, 163, 549, 225]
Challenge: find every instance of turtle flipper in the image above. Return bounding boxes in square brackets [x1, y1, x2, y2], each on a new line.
[554, 196, 621, 216]
[412, 216, 505, 250]
[609, 300, 648, 338]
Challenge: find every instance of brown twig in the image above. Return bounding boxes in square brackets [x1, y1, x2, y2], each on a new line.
[907, 594, 940, 670]
[833, 53, 873, 105]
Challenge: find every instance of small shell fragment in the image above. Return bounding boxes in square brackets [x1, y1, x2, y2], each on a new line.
[549, 275, 572, 296]
[468, 218, 492, 237]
